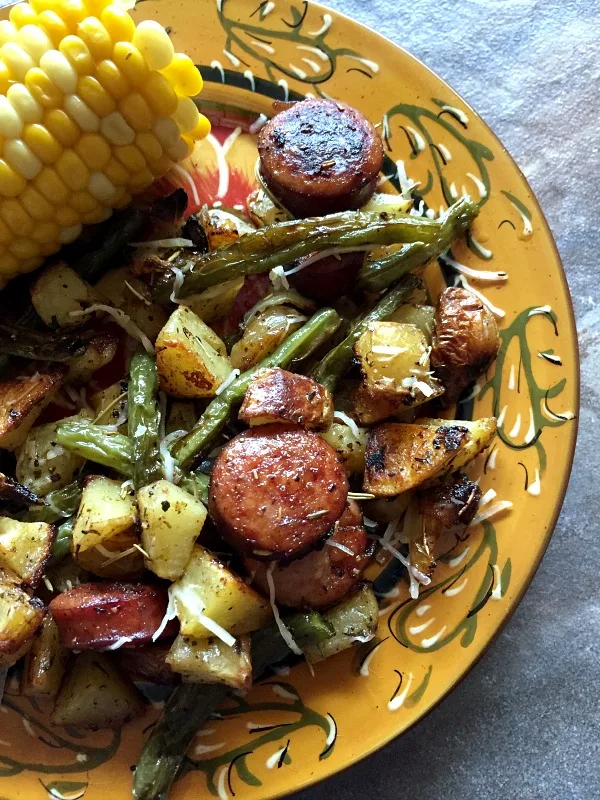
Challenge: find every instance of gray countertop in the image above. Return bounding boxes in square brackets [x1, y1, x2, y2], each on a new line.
[296, 1, 600, 798]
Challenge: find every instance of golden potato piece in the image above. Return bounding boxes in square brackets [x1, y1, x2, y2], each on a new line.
[0, 368, 65, 451]
[239, 368, 334, 430]
[21, 615, 68, 698]
[167, 633, 252, 690]
[67, 330, 119, 384]
[156, 305, 232, 398]
[30, 263, 100, 329]
[0, 583, 45, 667]
[0, 517, 54, 588]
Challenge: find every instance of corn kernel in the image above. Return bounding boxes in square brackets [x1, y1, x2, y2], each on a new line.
[147, 153, 172, 176]
[84, 0, 112, 16]
[69, 188, 98, 212]
[0, 96, 24, 138]
[64, 93, 100, 132]
[10, 4, 38, 29]
[172, 96, 199, 133]
[0, 159, 27, 197]
[56, 150, 89, 191]
[40, 49, 78, 93]
[55, 0, 87, 32]
[88, 171, 116, 202]
[31, 220, 60, 242]
[55, 205, 79, 226]
[119, 92, 153, 132]
[59, 222, 82, 243]
[60, 34, 92, 75]
[127, 167, 153, 191]
[162, 53, 203, 97]
[114, 143, 146, 173]
[75, 132, 110, 169]
[77, 75, 116, 117]
[23, 123, 62, 163]
[0, 252, 20, 273]
[18, 24, 53, 62]
[141, 70, 177, 117]
[190, 113, 210, 140]
[165, 136, 188, 162]
[20, 185, 54, 220]
[7, 83, 43, 123]
[78, 16, 112, 62]
[95, 58, 129, 100]
[1, 42, 35, 81]
[113, 41, 149, 87]
[37, 10, 69, 47]
[4, 139, 43, 181]
[30, 0, 55, 13]
[100, 110, 134, 145]
[104, 156, 128, 186]
[35, 166, 70, 204]
[0, 219, 12, 244]
[101, 5, 134, 43]
[39, 240, 61, 256]
[10, 236, 41, 258]
[153, 116, 179, 149]
[1, 198, 34, 235]
[0, 21, 18, 48]
[0, 62, 10, 95]
[135, 131, 162, 162]
[81, 207, 109, 225]
[26, 67, 63, 108]
[21, 256, 44, 272]
[181, 135, 194, 158]
[44, 107, 80, 146]
[112, 187, 130, 208]
[132, 20, 174, 72]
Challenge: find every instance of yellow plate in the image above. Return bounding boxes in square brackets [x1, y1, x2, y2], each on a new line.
[0, 1, 578, 799]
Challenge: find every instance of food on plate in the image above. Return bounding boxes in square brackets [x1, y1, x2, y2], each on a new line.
[0, 49, 503, 796]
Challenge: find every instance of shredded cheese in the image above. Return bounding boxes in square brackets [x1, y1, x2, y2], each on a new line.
[159, 429, 187, 483]
[170, 266, 185, 303]
[326, 539, 355, 556]
[266, 564, 302, 655]
[479, 488, 497, 507]
[130, 238, 194, 248]
[249, 113, 268, 134]
[124, 280, 151, 306]
[152, 590, 177, 642]
[470, 500, 513, 526]
[269, 265, 289, 291]
[172, 585, 236, 648]
[215, 369, 240, 396]
[333, 410, 361, 439]
[243, 290, 314, 328]
[69, 305, 154, 354]
[105, 636, 134, 651]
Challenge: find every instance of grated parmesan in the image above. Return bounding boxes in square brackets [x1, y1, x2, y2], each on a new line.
[170, 266, 185, 304]
[69, 305, 154, 354]
[215, 369, 240, 396]
[326, 539, 355, 556]
[130, 238, 194, 248]
[159, 429, 187, 483]
[266, 564, 302, 655]
[172, 585, 236, 648]
[333, 410, 360, 439]
[470, 500, 513, 526]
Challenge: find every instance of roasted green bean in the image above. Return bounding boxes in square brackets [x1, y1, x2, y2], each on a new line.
[310, 274, 420, 393]
[0, 324, 85, 362]
[27, 481, 82, 524]
[56, 421, 133, 476]
[128, 352, 162, 489]
[173, 307, 341, 469]
[48, 517, 74, 565]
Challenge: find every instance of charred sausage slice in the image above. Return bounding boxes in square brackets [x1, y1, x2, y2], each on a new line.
[49, 583, 176, 650]
[209, 423, 348, 560]
[245, 501, 374, 610]
[257, 98, 384, 217]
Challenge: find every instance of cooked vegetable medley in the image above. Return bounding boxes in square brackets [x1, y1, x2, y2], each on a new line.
[0, 81, 501, 800]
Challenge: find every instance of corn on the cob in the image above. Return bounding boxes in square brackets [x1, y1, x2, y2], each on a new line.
[0, 0, 210, 286]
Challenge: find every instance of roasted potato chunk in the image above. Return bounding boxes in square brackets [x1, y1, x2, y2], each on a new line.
[186, 278, 244, 324]
[239, 368, 334, 430]
[172, 545, 272, 640]
[354, 320, 441, 404]
[95, 266, 169, 342]
[363, 417, 497, 496]
[320, 420, 368, 475]
[230, 305, 305, 372]
[0, 517, 54, 588]
[387, 303, 436, 342]
[66, 330, 119, 384]
[198, 207, 256, 251]
[71, 476, 142, 578]
[0, 583, 45, 666]
[16, 410, 90, 497]
[0, 368, 65, 451]
[156, 305, 232, 398]
[167, 633, 252, 690]
[51, 651, 145, 729]
[21, 615, 68, 698]
[138, 480, 207, 581]
[431, 287, 501, 405]
[30, 263, 99, 329]
[90, 379, 128, 428]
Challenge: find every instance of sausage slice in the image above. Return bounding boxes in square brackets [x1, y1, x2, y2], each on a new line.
[49, 582, 176, 650]
[245, 500, 373, 609]
[257, 98, 384, 217]
[209, 423, 348, 560]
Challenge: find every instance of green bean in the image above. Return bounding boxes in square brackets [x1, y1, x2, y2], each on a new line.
[56, 421, 132, 476]
[26, 481, 82, 523]
[0, 324, 85, 362]
[310, 274, 420, 393]
[173, 307, 341, 469]
[178, 472, 210, 505]
[48, 517, 74, 565]
[358, 196, 479, 292]
[153, 209, 450, 302]
[128, 352, 162, 489]
[133, 611, 333, 800]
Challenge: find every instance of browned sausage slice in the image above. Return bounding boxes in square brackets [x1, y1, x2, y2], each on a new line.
[209, 423, 348, 560]
[245, 500, 374, 609]
[49, 583, 177, 650]
[257, 98, 384, 217]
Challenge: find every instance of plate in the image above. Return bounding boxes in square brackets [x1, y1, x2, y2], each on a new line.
[0, 1, 579, 799]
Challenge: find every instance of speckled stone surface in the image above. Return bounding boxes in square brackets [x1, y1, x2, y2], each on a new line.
[295, 2, 600, 798]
